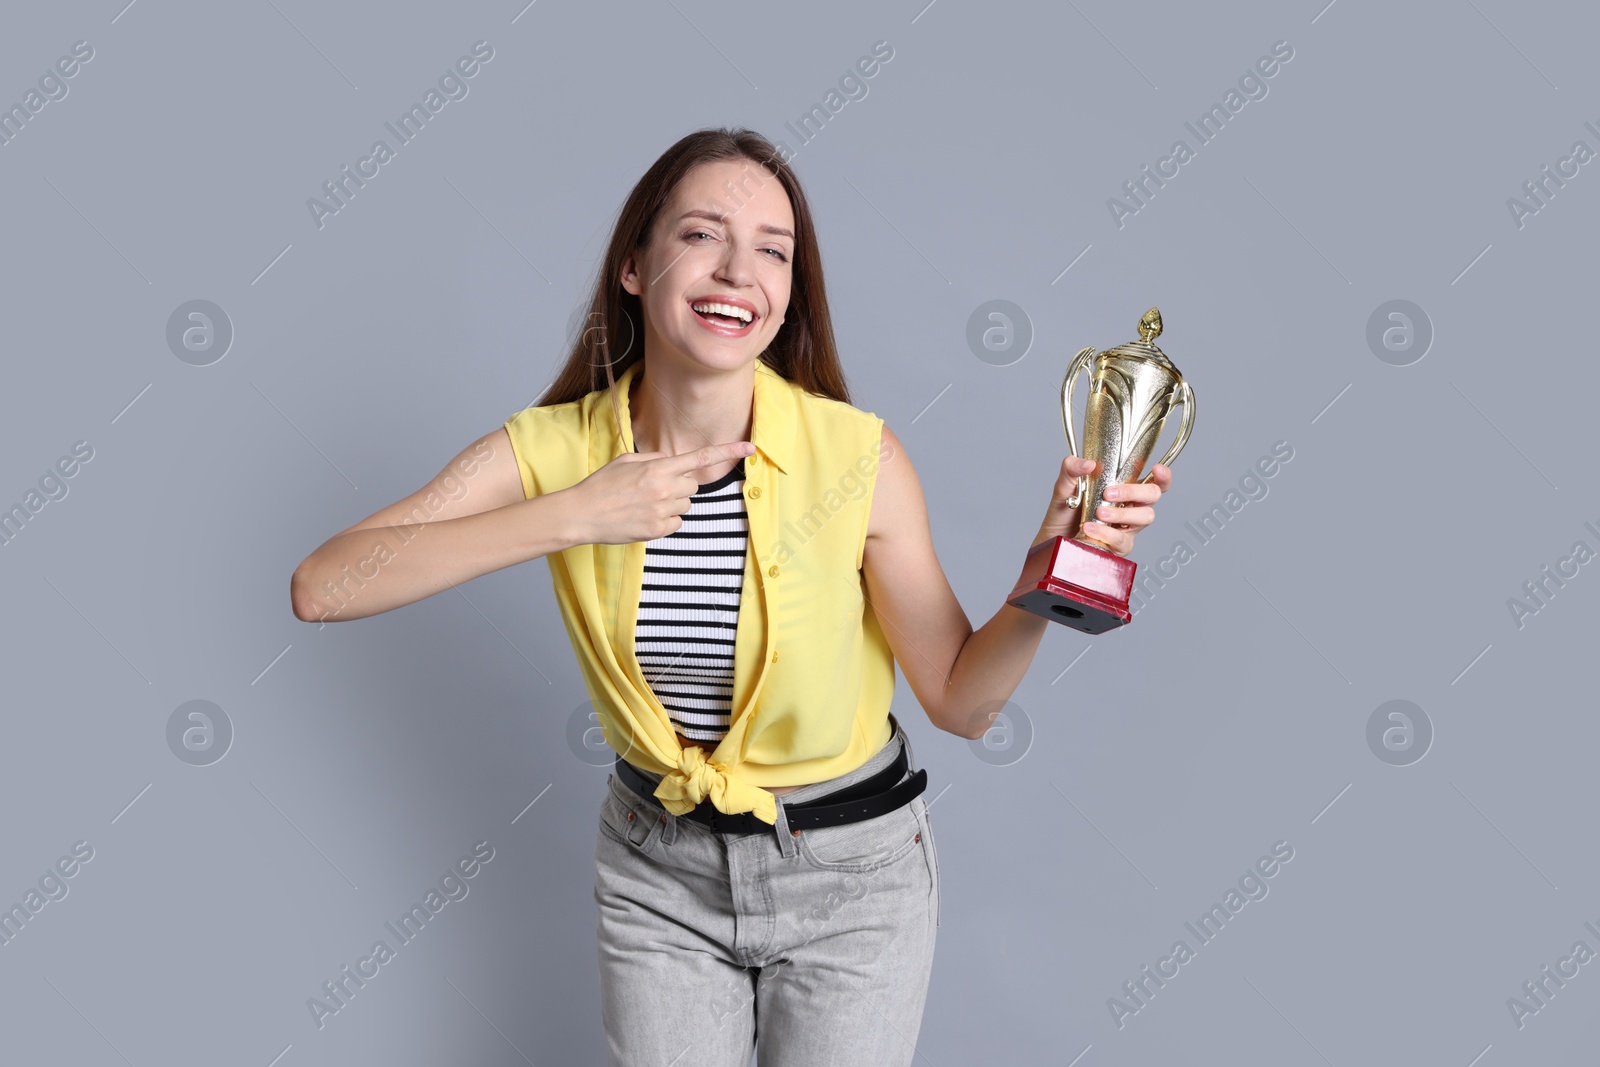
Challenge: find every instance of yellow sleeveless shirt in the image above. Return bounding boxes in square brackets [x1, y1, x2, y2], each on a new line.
[502, 357, 894, 825]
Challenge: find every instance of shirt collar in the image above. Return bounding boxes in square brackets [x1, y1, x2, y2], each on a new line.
[599, 357, 795, 475]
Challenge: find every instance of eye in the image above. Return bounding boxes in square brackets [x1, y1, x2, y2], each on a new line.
[684, 229, 788, 263]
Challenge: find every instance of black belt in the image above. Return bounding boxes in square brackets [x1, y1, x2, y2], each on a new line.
[613, 744, 928, 835]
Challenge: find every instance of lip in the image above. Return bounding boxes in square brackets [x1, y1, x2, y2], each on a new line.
[687, 294, 760, 338]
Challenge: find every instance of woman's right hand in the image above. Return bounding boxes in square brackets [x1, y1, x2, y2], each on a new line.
[565, 441, 756, 545]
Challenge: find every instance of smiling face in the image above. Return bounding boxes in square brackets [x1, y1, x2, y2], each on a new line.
[620, 158, 795, 374]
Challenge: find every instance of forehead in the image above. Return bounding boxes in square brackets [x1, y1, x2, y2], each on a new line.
[666, 159, 794, 231]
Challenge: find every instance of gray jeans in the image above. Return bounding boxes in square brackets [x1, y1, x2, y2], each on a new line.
[593, 714, 941, 1066]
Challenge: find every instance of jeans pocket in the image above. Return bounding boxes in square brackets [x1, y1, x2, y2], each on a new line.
[599, 773, 663, 855]
[794, 802, 922, 873]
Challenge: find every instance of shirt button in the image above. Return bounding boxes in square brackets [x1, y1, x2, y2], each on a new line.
[771, 649, 779, 662]
[768, 564, 779, 577]
[747, 485, 761, 498]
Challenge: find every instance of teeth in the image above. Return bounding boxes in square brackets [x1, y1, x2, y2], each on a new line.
[691, 301, 753, 324]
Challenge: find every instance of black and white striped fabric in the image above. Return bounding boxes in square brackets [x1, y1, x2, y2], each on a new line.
[631, 454, 749, 743]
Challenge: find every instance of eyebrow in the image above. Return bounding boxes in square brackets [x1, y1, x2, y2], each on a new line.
[677, 209, 794, 240]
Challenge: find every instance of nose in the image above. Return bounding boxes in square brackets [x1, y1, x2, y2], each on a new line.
[712, 238, 762, 288]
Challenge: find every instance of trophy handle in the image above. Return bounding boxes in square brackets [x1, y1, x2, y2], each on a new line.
[1059, 346, 1097, 508]
[1134, 379, 1194, 485]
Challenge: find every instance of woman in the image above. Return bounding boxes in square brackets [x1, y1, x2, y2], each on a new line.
[290, 126, 1170, 1065]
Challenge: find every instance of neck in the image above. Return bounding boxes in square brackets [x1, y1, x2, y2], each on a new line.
[629, 359, 756, 456]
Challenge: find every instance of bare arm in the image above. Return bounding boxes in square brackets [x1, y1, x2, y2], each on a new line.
[860, 424, 1040, 738]
[860, 424, 1169, 739]
[288, 427, 580, 623]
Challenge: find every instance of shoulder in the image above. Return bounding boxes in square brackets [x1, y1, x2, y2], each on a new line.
[502, 396, 589, 457]
[789, 383, 885, 449]
[865, 422, 926, 543]
[501, 397, 592, 498]
[504, 396, 586, 434]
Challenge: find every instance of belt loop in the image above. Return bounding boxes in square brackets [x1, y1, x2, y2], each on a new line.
[772, 799, 797, 858]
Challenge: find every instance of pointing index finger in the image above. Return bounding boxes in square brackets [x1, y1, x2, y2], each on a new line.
[664, 441, 755, 471]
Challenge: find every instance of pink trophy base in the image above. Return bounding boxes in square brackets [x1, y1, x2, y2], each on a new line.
[1006, 534, 1135, 634]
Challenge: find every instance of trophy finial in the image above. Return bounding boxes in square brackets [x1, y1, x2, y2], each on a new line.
[1138, 307, 1162, 344]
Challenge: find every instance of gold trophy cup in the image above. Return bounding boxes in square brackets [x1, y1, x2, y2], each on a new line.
[1006, 308, 1195, 633]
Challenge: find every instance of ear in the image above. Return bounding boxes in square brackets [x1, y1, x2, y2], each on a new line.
[619, 252, 642, 297]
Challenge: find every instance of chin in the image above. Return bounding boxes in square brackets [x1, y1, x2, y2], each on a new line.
[683, 337, 768, 371]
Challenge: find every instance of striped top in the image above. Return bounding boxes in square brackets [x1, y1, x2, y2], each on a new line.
[631, 450, 748, 743]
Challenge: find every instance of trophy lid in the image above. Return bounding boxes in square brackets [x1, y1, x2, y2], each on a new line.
[1137, 307, 1161, 344]
[1104, 306, 1177, 369]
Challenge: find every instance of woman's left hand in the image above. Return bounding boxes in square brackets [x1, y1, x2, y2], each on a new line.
[1040, 456, 1172, 557]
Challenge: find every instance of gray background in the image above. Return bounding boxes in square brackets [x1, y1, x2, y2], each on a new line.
[2, 0, 1595, 1064]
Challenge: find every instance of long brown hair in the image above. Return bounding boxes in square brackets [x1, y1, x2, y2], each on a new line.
[537, 127, 852, 441]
